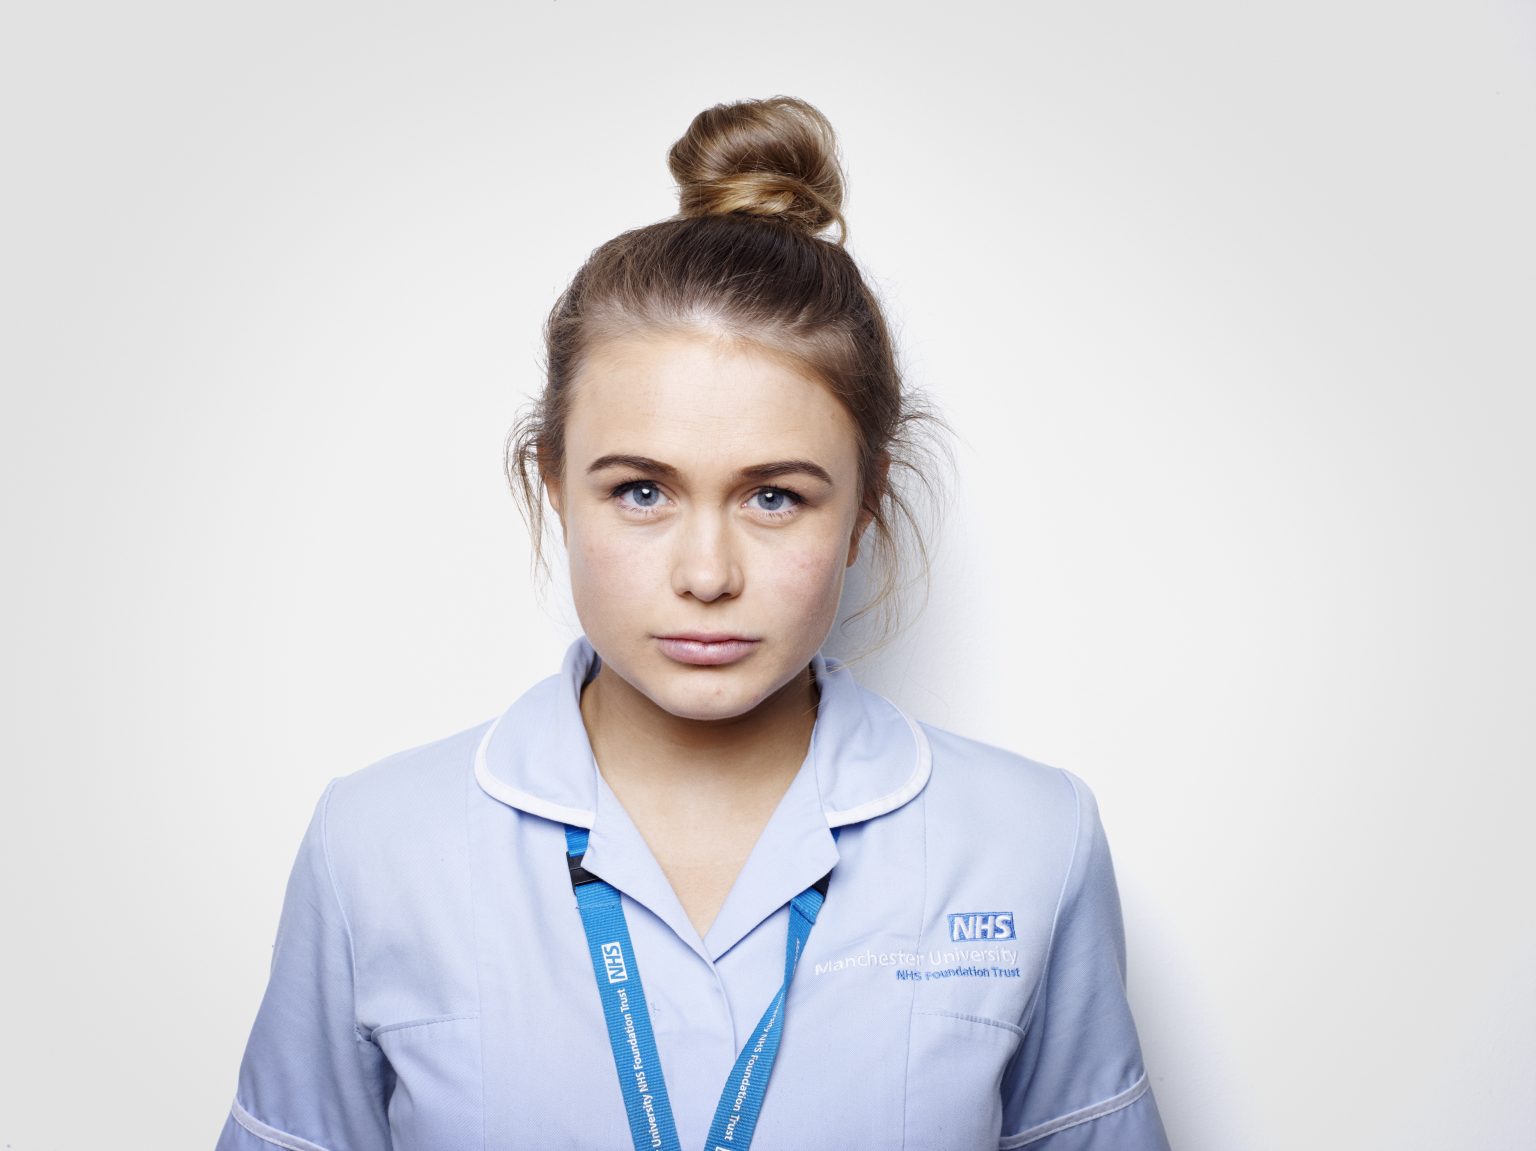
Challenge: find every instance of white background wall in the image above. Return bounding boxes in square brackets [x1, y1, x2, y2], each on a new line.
[2, 2, 1532, 1147]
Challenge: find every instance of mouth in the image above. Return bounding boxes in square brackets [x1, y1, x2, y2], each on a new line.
[653, 634, 760, 667]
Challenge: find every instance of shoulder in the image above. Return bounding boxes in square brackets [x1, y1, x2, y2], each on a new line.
[916, 721, 1103, 868]
[314, 718, 494, 888]
[919, 721, 1095, 818]
[325, 719, 489, 820]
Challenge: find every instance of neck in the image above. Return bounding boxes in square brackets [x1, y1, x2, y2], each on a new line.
[580, 663, 820, 937]
[579, 664, 818, 812]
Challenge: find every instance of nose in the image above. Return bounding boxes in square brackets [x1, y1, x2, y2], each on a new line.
[669, 510, 743, 602]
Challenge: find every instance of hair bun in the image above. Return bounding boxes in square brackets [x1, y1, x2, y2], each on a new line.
[668, 96, 847, 242]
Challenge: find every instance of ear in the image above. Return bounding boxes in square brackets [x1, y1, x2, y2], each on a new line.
[846, 456, 892, 568]
[544, 476, 568, 543]
[846, 507, 875, 568]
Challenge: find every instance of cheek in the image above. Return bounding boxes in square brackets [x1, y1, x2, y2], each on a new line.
[771, 541, 850, 613]
[566, 522, 649, 606]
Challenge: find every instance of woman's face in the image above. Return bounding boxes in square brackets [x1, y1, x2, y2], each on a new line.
[548, 329, 869, 725]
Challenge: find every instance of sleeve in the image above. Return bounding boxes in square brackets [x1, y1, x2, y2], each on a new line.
[998, 772, 1171, 1150]
[215, 780, 394, 1151]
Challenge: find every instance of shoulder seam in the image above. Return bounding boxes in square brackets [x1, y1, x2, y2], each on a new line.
[1016, 768, 1083, 1038]
[316, 778, 370, 1046]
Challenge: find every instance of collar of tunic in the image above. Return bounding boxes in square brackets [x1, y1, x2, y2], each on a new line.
[470, 635, 932, 958]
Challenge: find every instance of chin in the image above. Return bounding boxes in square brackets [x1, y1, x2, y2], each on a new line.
[650, 657, 811, 722]
[646, 682, 770, 724]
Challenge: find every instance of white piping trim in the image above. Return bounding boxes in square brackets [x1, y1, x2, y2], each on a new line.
[230, 1099, 333, 1151]
[824, 709, 932, 828]
[998, 1072, 1150, 1148]
[471, 708, 595, 827]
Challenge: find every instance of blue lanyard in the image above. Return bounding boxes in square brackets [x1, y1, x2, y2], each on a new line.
[565, 824, 831, 1151]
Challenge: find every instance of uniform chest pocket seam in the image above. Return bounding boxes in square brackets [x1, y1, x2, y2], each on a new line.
[912, 1008, 1024, 1041]
[368, 1012, 480, 1040]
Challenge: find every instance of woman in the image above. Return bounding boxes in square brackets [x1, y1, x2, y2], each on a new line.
[216, 96, 1170, 1150]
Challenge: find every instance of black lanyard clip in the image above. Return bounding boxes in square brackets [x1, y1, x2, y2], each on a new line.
[566, 850, 602, 889]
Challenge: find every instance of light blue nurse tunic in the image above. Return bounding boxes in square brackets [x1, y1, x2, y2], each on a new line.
[216, 638, 1170, 1150]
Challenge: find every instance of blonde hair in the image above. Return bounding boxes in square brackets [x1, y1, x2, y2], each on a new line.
[506, 96, 945, 641]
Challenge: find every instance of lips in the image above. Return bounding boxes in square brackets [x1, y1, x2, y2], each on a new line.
[654, 634, 760, 666]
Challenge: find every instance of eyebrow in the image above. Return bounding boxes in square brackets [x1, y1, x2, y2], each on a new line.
[585, 454, 835, 486]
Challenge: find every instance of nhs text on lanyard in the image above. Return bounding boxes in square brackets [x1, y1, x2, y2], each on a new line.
[565, 825, 832, 1151]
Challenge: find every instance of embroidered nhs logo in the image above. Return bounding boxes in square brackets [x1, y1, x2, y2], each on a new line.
[601, 941, 629, 983]
[948, 911, 1016, 942]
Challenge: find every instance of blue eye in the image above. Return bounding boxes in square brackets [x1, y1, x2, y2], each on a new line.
[615, 482, 667, 511]
[748, 487, 801, 515]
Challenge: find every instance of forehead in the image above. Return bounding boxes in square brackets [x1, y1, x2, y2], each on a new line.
[565, 331, 860, 474]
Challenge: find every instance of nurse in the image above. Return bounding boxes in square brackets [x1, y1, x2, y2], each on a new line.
[217, 97, 1171, 1150]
